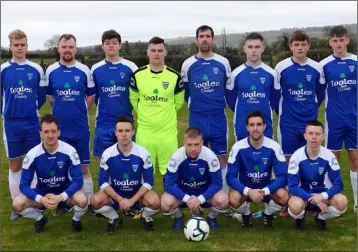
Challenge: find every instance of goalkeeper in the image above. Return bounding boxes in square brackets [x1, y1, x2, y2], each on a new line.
[129, 36, 184, 176]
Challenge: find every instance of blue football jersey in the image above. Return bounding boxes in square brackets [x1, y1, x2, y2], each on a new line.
[288, 145, 343, 200]
[1, 59, 46, 119]
[227, 137, 287, 196]
[181, 54, 231, 113]
[320, 54, 357, 122]
[164, 146, 222, 203]
[91, 59, 138, 128]
[45, 61, 96, 133]
[20, 140, 83, 202]
[227, 63, 280, 138]
[98, 142, 154, 196]
[275, 57, 325, 128]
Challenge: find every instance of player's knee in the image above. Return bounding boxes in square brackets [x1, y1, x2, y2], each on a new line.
[288, 197, 305, 214]
[160, 194, 174, 212]
[9, 158, 22, 172]
[332, 194, 348, 211]
[213, 192, 229, 209]
[229, 190, 243, 208]
[12, 195, 26, 212]
[75, 193, 88, 208]
[275, 188, 289, 206]
[90, 193, 103, 209]
[147, 193, 161, 210]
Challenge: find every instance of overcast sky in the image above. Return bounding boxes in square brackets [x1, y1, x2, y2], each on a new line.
[1, 1, 357, 50]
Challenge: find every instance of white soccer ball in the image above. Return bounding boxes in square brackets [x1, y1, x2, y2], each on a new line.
[183, 217, 210, 242]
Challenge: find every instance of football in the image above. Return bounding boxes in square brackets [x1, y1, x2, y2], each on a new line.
[183, 217, 210, 241]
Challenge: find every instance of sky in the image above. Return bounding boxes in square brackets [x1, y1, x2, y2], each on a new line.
[1, 1, 357, 50]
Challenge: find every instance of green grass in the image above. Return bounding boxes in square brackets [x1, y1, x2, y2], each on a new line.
[1, 101, 357, 251]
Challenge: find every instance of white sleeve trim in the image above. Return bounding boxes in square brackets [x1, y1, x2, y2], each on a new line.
[182, 194, 190, 203]
[100, 182, 110, 191]
[142, 183, 152, 191]
[263, 187, 270, 196]
[35, 195, 42, 203]
[60, 192, 69, 202]
[321, 192, 329, 200]
[243, 187, 250, 196]
[198, 195, 206, 204]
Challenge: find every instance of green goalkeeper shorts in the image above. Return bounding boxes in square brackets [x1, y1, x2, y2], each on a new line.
[136, 131, 178, 175]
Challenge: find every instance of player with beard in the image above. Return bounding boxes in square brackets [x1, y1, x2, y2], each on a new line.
[45, 34, 96, 215]
[181, 25, 231, 193]
[227, 110, 289, 228]
[161, 127, 229, 230]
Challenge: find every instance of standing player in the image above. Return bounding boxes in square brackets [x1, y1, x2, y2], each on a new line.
[129, 37, 184, 176]
[161, 127, 229, 229]
[275, 30, 325, 163]
[90, 116, 160, 232]
[288, 120, 347, 231]
[45, 34, 96, 213]
[1, 29, 46, 220]
[227, 32, 280, 142]
[12, 114, 88, 233]
[181, 25, 231, 191]
[91, 29, 138, 158]
[319, 25, 357, 212]
[227, 111, 288, 228]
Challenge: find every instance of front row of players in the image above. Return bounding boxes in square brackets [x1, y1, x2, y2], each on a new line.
[12, 111, 347, 233]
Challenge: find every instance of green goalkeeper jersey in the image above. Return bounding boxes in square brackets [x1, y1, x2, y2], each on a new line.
[129, 65, 184, 138]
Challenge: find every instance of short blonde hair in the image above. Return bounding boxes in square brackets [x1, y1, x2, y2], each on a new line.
[8, 29, 27, 42]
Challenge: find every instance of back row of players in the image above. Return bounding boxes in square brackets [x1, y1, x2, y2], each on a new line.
[1, 25, 356, 230]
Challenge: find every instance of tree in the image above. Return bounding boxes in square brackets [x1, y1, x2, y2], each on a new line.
[44, 34, 60, 50]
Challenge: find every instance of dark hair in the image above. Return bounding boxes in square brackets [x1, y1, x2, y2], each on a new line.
[290, 30, 310, 44]
[40, 114, 60, 130]
[305, 120, 324, 131]
[148, 36, 166, 46]
[196, 25, 214, 38]
[246, 110, 265, 125]
[58, 34, 77, 43]
[116, 116, 134, 129]
[102, 29, 121, 44]
[245, 32, 264, 42]
[184, 127, 202, 138]
[330, 25, 348, 38]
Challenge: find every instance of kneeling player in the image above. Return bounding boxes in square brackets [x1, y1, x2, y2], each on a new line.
[161, 127, 229, 230]
[12, 114, 87, 233]
[90, 116, 160, 232]
[288, 120, 347, 231]
[227, 111, 289, 228]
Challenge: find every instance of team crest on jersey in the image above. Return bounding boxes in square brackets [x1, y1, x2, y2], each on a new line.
[27, 73, 33, 80]
[132, 164, 139, 172]
[120, 72, 126, 79]
[74, 76, 80, 82]
[262, 157, 268, 165]
[318, 166, 324, 175]
[349, 65, 355, 72]
[57, 161, 64, 169]
[162, 81, 169, 89]
[306, 74, 312, 82]
[260, 77, 266, 84]
[213, 67, 219, 75]
[199, 167, 205, 175]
